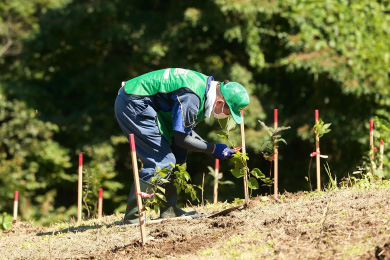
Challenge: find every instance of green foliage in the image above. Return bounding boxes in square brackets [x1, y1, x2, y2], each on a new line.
[172, 163, 201, 202]
[143, 163, 201, 214]
[278, 0, 390, 97]
[251, 168, 273, 187]
[374, 117, 390, 143]
[354, 118, 390, 180]
[144, 167, 169, 215]
[0, 0, 71, 80]
[324, 163, 337, 191]
[217, 118, 271, 190]
[258, 120, 290, 162]
[0, 0, 390, 224]
[0, 212, 13, 230]
[207, 166, 234, 186]
[313, 119, 332, 140]
[216, 117, 238, 147]
[0, 94, 72, 224]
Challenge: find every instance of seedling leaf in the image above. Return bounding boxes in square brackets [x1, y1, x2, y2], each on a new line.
[216, 130, 230, 143]
[158, 171, 167, 178]
[380, 125, 390, 132]
[184, 172, 191, 181]
[231, 168, 245, 178]
[258, 120, 273, 136]
[248, 177, 259, 189]
[159, 178, 170, 184]
[226, 117, 237, 131]
[251, 168, 265, 179]
[157, 186, 165, 193]
[276, 138, 287, 145]
[155, 193, 166, 202]
[1, 214, 12, 230]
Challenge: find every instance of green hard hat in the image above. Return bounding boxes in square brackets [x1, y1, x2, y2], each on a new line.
[221, 81, 249, 124]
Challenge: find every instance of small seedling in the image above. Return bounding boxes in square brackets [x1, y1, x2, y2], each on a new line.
[308, 116, 331, 190]
[258, 120, 290, 162]
[258, 120, 291, 190]
[143, 163, 202, 215]
[144, 167, 169, 214]
[215, 117, 269, 191]
[313, 119, 332, 141]
[354, 117, 389, 180]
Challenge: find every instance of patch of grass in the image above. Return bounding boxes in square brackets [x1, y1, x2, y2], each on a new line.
[200, 248, 217, 256]
[340, 243, 371, 257]
[198, 231, 274, 260]
[303, 190, 324, 199]
[335, 209, 348, 216]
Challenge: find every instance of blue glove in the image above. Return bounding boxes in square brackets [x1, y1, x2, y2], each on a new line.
[212, 144, 235, 160]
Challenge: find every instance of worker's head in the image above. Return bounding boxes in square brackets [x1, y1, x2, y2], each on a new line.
[213, 80, 249, 124]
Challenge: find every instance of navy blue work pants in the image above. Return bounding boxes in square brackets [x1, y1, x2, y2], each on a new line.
[114, 87, 187, 181]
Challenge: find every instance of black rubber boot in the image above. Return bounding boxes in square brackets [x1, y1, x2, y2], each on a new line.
[159, 182, 196, 219]
[123, 179, 153, 224]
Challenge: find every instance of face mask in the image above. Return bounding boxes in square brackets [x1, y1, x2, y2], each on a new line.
[212, 102, 229, 119]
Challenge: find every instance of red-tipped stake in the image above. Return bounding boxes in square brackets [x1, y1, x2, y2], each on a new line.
[213, 159, 219, 204]
[78, 153, 83, 222]
[274, 109, 279, 198]
[379, 140, 384, 170]
[129, 134, 146, 245]
[315, 110, 321, 191]
[240, 111, 250, 205]
[98, 188, 103, 219]
[369, 120, 374, 175]
[13, 191, 18, 221]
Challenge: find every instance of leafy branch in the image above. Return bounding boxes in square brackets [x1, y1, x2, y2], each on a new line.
[144, 167, 169, 214]
[171, 163, 201, 202]
[143, 163, 201, 215]
[216, 117, 269, 191]
[307, 118, 331, 190]
[258, 120, 291, 162]
[313, 119, 332, 141]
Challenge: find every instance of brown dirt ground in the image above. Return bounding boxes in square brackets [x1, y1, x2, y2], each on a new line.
[1, 185, 390, 259]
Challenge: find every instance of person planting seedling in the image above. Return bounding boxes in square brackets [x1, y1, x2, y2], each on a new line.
[114, 68, 249, 224]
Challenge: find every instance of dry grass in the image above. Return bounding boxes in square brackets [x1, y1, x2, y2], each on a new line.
[1, 181, 390, 259]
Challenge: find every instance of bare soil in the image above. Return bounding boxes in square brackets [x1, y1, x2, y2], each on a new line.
[1, 185, 390, 259]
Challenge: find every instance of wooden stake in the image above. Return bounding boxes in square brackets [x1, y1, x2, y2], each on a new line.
[201, 172, 205, 207]
[315, 110, 321, 191]
[274, 109, 278, 198]
[240, 110, 250, 204]
[78, 153, 83, 222]
[129, 134, 147, 245]
[379, 140, 384, 170]
[98, 188, 103, 218]
[13, 191, 18, 221]
[213, 159, 219, 204]
[369, 120, 374, 175]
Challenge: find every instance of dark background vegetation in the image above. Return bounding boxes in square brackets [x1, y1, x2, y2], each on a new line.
[1, 0, 389, 224]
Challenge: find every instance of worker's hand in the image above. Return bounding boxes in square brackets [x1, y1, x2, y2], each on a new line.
[212, 144, 235, 160]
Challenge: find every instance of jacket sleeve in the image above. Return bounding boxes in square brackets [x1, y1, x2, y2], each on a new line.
[173, 130, 214, 154]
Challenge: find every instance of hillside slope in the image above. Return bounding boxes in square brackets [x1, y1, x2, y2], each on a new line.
[1, 183, 390, 259]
